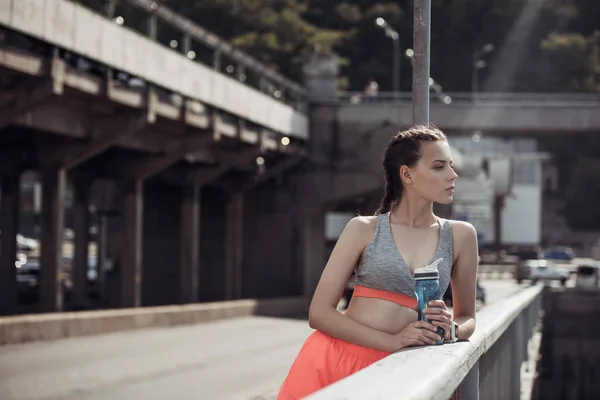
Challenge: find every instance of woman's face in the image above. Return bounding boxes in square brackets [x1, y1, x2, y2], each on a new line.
[406, 140, 458, 204]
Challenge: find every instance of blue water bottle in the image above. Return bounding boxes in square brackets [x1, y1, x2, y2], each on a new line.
[414, 258, 445, 345]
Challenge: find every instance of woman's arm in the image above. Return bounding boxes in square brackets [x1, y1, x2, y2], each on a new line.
[449, 221, 479, 340]
[308, 217, 440, 352]
[308, 217, 398, 352]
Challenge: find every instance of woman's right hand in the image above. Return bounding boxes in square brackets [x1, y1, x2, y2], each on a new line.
[392, 320, 443, 350]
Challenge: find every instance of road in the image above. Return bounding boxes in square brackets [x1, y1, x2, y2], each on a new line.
[0, 279, 522, 400]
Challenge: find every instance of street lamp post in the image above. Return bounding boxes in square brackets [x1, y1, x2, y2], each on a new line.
[472, 43, 495, 101]
[412, 0, 431, 124]
[375, 17, 400, 96]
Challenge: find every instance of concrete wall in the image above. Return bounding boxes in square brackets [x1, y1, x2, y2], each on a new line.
[535, 288, 600, 400]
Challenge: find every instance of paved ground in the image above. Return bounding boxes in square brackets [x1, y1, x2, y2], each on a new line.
[0, 279, 523, 400]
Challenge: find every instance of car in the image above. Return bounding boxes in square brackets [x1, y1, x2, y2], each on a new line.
[575, 264, 600, 288]
[515, 259, 543, 284]
[529, 260, 569, 286]
[543, 246, 574, 262]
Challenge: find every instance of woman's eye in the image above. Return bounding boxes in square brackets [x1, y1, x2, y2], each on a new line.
[434, 165, 444, 170]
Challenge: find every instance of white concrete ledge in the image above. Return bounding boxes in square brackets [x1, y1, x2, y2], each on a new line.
[306, 286, 542, 400]
[0, 297, 308, 346]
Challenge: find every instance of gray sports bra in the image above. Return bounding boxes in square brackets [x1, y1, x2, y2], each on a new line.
[354, 213, 454, 299]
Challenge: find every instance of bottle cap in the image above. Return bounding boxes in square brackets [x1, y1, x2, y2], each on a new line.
[414, 258, 442, 280]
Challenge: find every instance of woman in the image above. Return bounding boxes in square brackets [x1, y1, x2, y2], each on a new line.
[277, 125, 479, 399]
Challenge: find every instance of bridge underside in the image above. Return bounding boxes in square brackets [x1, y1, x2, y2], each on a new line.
[0, 43, 309, 314]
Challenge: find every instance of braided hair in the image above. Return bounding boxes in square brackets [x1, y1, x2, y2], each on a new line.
[375, 125, 447, 215]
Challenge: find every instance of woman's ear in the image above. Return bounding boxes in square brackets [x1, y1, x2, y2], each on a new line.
[399, 165, 412, 185]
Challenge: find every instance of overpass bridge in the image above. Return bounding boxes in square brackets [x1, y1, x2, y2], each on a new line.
[337, 91, 600, 134]
[0, 0, 309, 315]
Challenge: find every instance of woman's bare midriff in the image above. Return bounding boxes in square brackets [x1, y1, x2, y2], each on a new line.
[344, 296, 419, 335]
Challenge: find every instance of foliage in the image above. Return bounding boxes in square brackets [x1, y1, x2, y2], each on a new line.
[159, 0, 599, 229]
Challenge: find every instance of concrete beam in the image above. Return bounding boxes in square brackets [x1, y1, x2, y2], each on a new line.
[0, 169, 21, 315]
[0, 46, 46, 76]
[0, 57, 65, 130]
[187, 142, 265, 187]
[58, 110, 156, 170]
[123, 132, 216, 181]
[241, 154, 305, 192]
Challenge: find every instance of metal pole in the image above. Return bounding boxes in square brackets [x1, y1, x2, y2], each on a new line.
[412, 0, 431, 125]
[393, 38, 400, 97]
[471, 51, 479, 102]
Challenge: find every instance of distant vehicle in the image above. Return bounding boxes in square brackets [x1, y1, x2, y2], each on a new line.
[16, 258, 40, 303]
[575, 264, 600, 288]
[529, 260, 569, 286]
[543, 246, 574, 262]
[513, 249, 542, 262]
[515, 259, 543, 283]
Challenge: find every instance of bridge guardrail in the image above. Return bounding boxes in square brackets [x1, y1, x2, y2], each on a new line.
[306, 285, 543, 400]
[339, 91, 600, 107]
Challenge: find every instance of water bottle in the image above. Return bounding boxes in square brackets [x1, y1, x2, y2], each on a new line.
[414, 258, 445, 345]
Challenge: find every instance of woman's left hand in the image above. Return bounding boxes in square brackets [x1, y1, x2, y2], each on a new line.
[423, 300, 453, 340]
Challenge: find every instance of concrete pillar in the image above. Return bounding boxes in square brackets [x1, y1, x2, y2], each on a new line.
[120, 179, 143, 308]
[301, 206, 326, 297]
[0, 170, 20, 315]
[39, 167, 67, 313]
[225, 191, 244, 300]
[71, 178, 90, 309]
[180, 185, 200, 303]
[303, 51, 339, 102]
[199, 187, 227, 302]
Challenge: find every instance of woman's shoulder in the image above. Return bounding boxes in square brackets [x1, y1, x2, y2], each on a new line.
[344, 215, 379, 241]
[347, 215, 378, 231]
[444, 219, 478, 246]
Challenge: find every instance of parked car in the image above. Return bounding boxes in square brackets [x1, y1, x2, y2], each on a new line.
[530, 260, 569, 286]
[575, 264, 600, 288]
[543, 246, 574, 263]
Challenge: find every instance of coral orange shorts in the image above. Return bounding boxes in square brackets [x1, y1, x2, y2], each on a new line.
[277, 331, 391, 399]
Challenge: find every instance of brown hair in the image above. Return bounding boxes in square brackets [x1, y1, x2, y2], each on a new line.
[375, 125, 447, 215]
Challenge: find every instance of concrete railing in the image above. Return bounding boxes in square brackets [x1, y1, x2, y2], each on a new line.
[0, 297, 307, 346]
[307, 285, 543, 400]
[339, 91, 600, 106]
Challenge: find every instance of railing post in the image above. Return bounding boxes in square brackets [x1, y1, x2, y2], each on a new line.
[462, 360, 480, 400]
